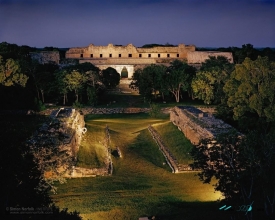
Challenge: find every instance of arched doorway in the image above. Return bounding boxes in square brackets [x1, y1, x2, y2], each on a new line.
[121, 66, 128, 78]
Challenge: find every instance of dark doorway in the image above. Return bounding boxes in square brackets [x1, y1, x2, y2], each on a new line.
[121, 67, 128, 78]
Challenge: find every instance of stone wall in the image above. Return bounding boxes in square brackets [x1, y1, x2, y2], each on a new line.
[66, 43, 233, 68]
[80, 107, 151, 115]
[170, 106, 236, 145]
[66, 43, 195, 60]
[27, 108, 86, 178]
[148, 125, 179, 173]
[30, 51, 60, 64]
[187, 51, 233, 64]
[50, 108, 85, 157]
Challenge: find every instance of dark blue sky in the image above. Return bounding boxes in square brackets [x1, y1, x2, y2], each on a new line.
[0, 0, 274, 48]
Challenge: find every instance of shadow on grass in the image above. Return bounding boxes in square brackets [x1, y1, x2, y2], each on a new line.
[145, 200, 245, 220]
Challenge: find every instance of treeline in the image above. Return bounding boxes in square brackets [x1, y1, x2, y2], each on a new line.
[132, 48, 275, 219]
[197, 43, 275, 63]
[131, 52, 275, 125]
[0, 42, 120, 110]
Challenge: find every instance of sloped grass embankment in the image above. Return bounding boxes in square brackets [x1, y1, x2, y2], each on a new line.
[52, 113, 223, 220]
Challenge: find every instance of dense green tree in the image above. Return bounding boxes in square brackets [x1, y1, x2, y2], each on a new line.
[165, 60, 196, 102]
[0, 55, 29, 87]
[101, 67, 120, 88]
[191, 131, 275, 219]
[130, 68, 152, 100]
[234, 44, 258, 64]
[54, 70, 70, 105]
[191, 56, 234, 104]
[130, 64, 167, 101]
[54, 63, 102, 105]
[224, 56, 275, 121]
[64, 70, 85, 103]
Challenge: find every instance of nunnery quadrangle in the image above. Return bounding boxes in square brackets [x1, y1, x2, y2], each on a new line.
[65, 43, 233, 79]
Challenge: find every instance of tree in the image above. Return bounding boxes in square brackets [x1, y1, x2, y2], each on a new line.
[0, 115, 82, 219]
[101, 67, 120, 89]
[85, 70, 102, 106]
[64, 70, 85, 103]
[234, 44, 258, 64]
[165, 60, 196, 103]
[224, 56, 275, 121]
[191, 131, 275, 219]
[54, 70, 70, 105]
[130, 68, 152, 101]
[130, 64, 167, 101]
[0, 55, 29, 87]
[32, 63, 58, 103]
[191, 56, 234, 104]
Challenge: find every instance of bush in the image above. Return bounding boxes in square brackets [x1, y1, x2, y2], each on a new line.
[149, 103, 161, 118]
[34, 98, 46, 112]
[73, 101, 83, 109]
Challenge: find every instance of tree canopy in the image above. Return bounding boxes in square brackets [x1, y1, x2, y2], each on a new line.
[130, 64, 167, 101]
[101, 67, 120, 89]
[0, 55, 29, 87]
[166, 60, 196, 102]
[224, 56, 275, 121]
[191, 56, 234, 104]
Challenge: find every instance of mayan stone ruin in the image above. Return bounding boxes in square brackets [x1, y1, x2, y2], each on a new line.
[26, 108, 86, 178]
[170, 106, 237, 145]
[30, 51, 60, 65]
[66, 43, 233, 79]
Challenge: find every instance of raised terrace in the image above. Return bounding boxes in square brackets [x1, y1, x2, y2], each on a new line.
[170, 106, 237, 145]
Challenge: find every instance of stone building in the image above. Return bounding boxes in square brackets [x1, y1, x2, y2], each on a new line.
[66, 43, 233, 79]
[170, 106, 237, 145]
[30, 51, 60, 65]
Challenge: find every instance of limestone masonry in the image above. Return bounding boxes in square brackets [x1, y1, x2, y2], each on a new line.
[30, 51, 60, 65]
[66, 43, 233, 78]
[170, 106, 237, 145]
[26, 108, 85, 178]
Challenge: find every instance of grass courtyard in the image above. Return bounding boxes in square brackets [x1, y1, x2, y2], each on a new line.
[51, 113, 225, 220]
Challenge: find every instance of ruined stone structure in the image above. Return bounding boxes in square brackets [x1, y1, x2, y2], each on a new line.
[26, 108, 85, 178]
[49, 108, 85, 157]
[66, 43, 233, 78]
[170, 106, 236, 145]
[30, 51, 60, 65]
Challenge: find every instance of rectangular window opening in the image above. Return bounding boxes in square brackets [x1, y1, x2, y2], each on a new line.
[100, 54, 103, 58]
[177, 54, 179, 58]
[80, 54, 83, 58]
[158, 54, 160, 58]
[90, 54, 93, 58]
[148, 54, 151, 58]
[109, 54, 112, 58]
[139, 54, 142, 58]
[128, 54, 132, 57]
[119, 54, 121, 57]
[167, 54, 170, 58]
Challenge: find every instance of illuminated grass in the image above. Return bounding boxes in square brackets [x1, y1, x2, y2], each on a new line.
[77, 124, 107, 168]
[153, 121, 194, 164]
[52, 113, 221, 220]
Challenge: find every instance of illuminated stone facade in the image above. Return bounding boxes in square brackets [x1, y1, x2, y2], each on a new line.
[170, 106, 237, 145]
[30, 51, 60, 64]
[66, 43, 233, 78]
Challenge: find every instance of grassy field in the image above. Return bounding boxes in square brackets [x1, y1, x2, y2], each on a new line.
[51, 113, 224, 220]
[152, 121, 194, 164]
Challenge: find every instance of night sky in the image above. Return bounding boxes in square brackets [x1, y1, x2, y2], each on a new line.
[0, 0, 275, 48]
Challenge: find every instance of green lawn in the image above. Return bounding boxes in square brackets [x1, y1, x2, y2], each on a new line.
[52, 113, 223, 220]
[153, 121, 194, 164]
